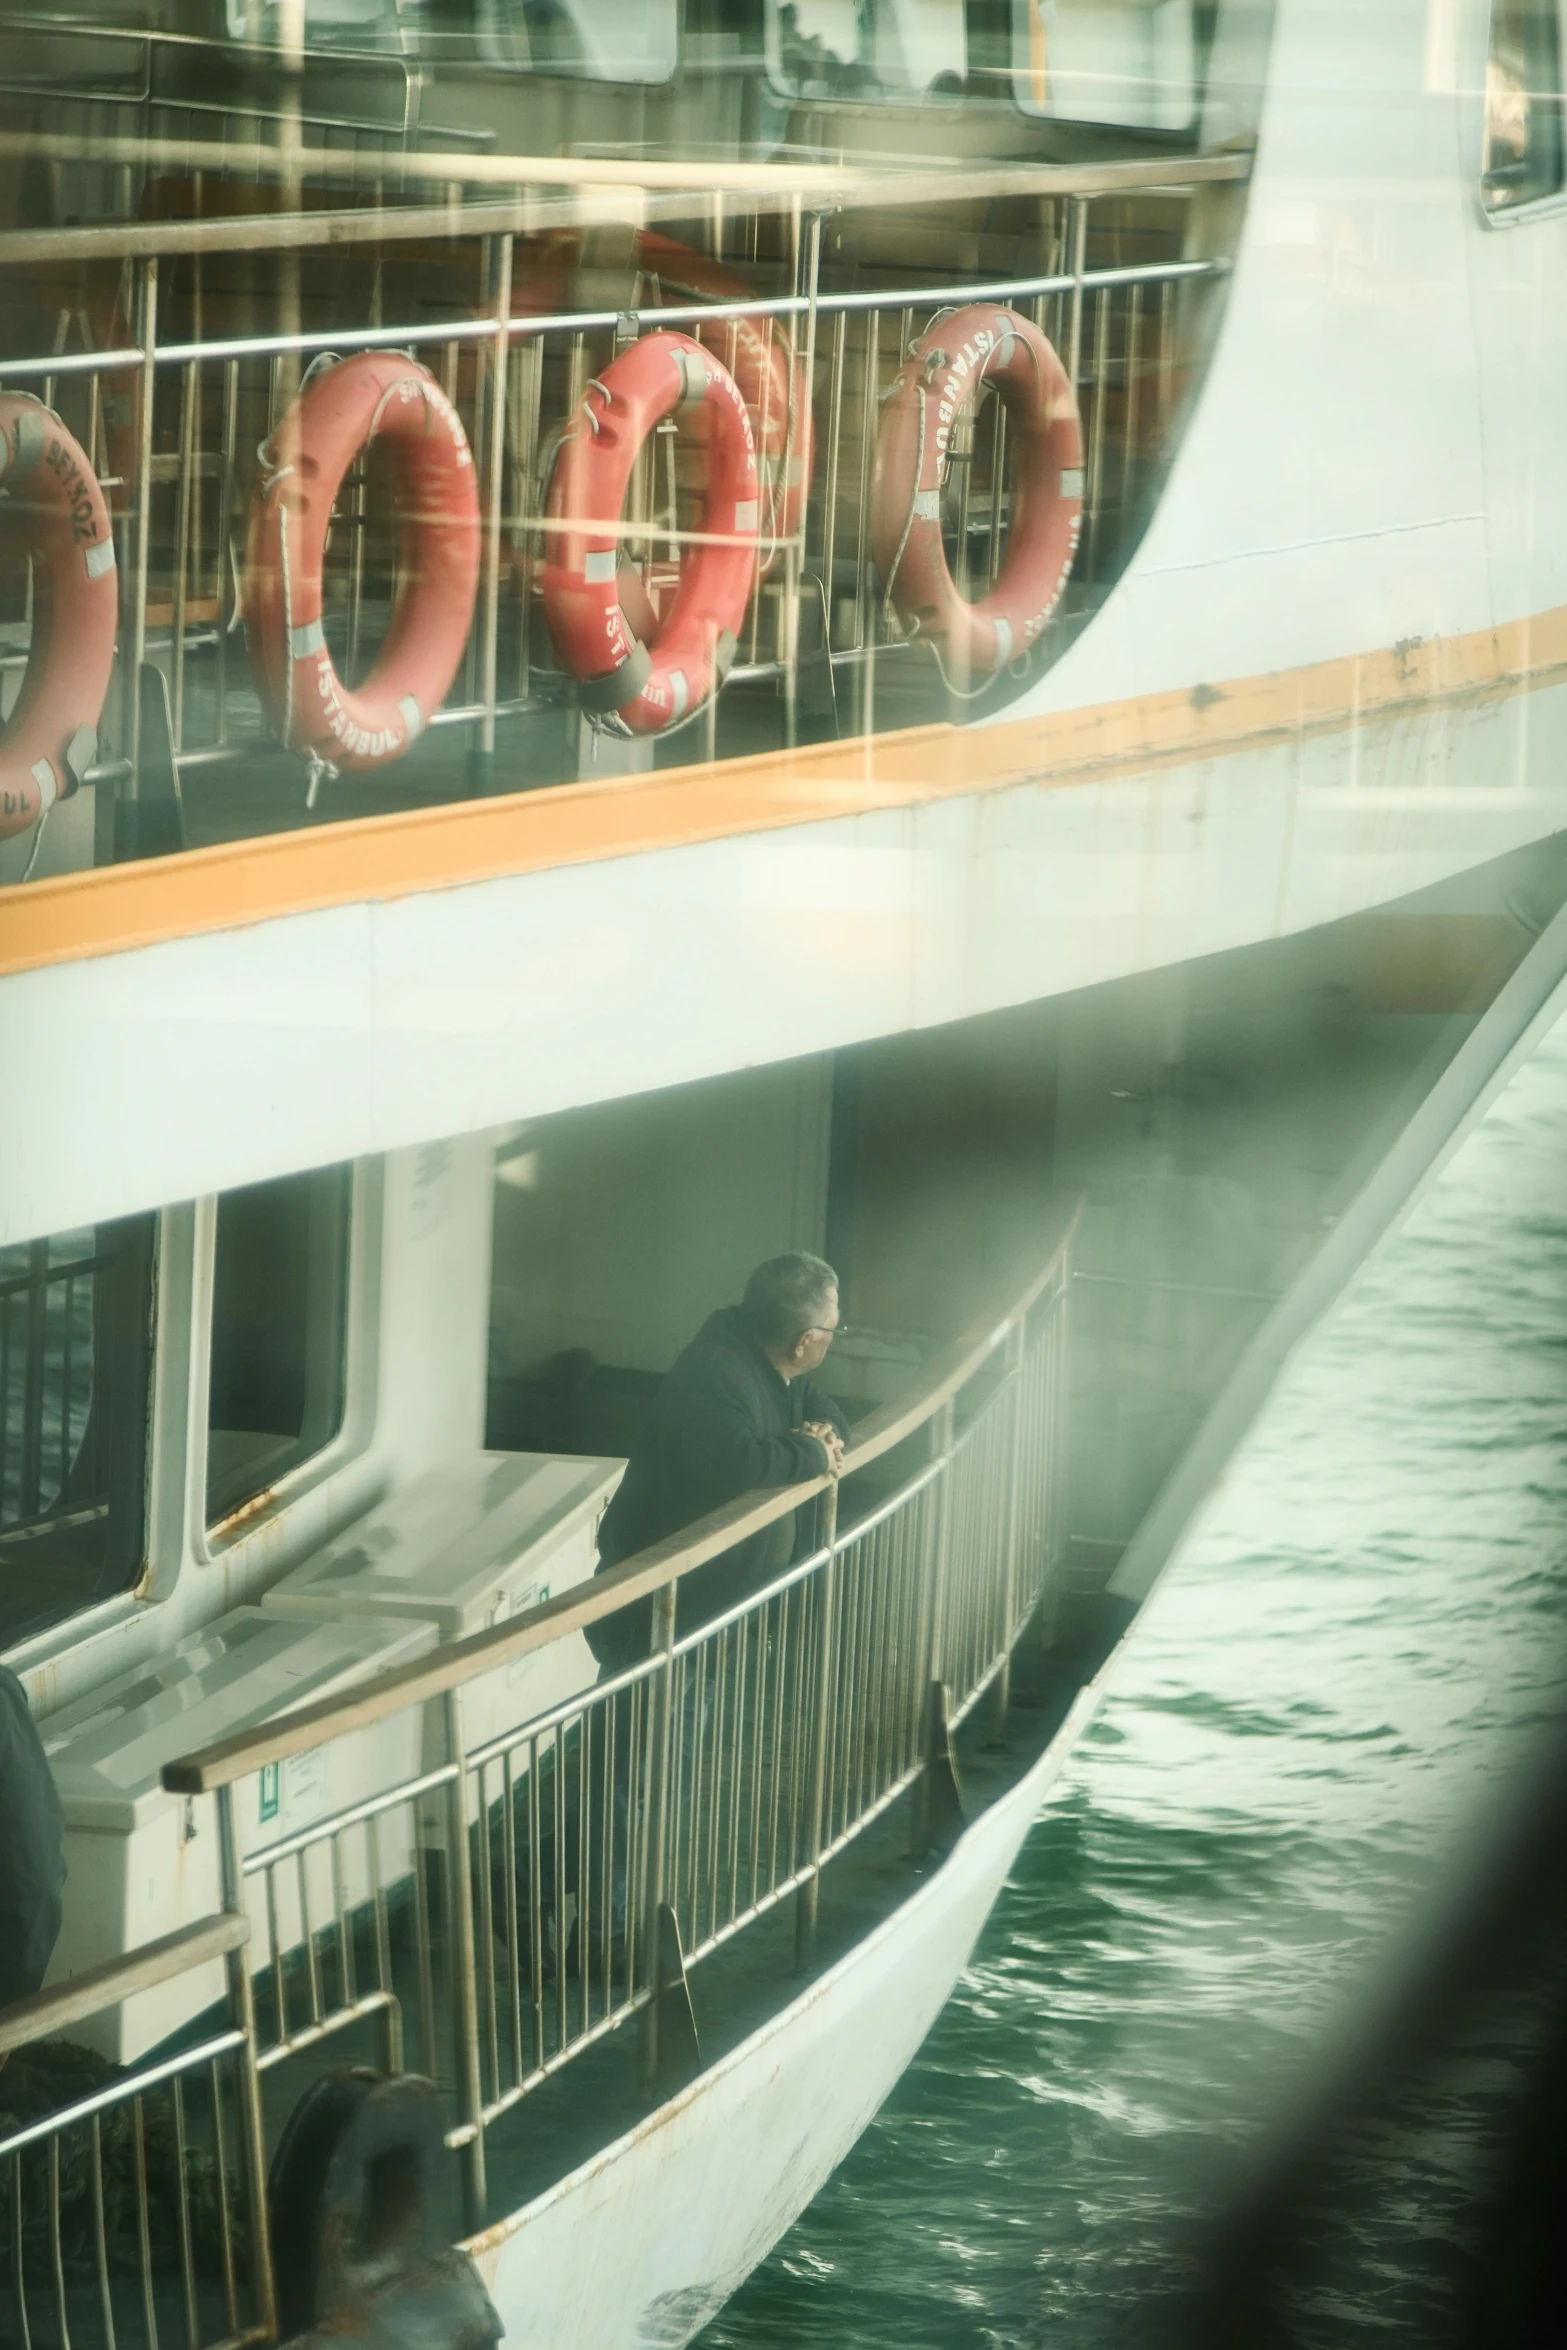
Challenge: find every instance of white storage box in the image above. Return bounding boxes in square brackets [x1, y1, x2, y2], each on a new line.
[42, 1607, 434, 2063]
[262, 1450, 624, 1762]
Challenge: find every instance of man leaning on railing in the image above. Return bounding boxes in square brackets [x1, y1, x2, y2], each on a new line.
[499, 1255, 849, 1979]
[589, 1253, 848, 1947]
[587, 1251, 849, 1670]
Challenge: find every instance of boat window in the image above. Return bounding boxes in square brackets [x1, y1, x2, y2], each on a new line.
[475, 0, 680, 82]
[0, 1217, 156, 1654]
[765, 1, 967, 101]
[206, 1164, 352, 1534]
[1010, 0, 1197, 130]
[1483, 0, 1565, 214]
[223, 0, 413, 47]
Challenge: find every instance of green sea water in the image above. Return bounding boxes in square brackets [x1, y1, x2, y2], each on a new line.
[702, 1002, 1567, 2349]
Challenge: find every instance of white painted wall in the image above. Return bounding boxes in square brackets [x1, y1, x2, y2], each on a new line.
[4, 681, 1566, 1252]
[490, 1057, 832, 1380]
[1021, 0, 1567, 713]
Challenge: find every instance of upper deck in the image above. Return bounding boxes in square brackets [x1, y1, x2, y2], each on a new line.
[3, 0, 1567, 1247]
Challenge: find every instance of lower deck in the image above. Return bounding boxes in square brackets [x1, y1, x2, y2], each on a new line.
[5, 829, 1567, 2347]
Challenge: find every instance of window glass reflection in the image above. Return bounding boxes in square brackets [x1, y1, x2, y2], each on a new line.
[1484, 0, 1565, 214]
[477, 0, 680, 82]
[0, 1219, 156, 1651]
[206, 1165, 352, 1533]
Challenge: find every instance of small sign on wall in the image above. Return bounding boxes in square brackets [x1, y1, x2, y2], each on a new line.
[257, 1748, 329, 1830]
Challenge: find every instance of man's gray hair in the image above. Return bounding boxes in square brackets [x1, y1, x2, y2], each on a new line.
[741, 1252, 838, 1350]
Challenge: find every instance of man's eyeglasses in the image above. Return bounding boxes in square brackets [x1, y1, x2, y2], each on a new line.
[806, 1322, 848, 1344]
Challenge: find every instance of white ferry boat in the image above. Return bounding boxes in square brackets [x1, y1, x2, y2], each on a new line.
[2, 1, 1566, 2343]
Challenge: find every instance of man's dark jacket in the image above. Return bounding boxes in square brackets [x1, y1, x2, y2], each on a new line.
[588, 1307, 849, 1671]
[0, 1664, 65, 2011]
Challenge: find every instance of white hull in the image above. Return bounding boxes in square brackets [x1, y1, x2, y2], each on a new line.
[469, 1688, 1099, 2350]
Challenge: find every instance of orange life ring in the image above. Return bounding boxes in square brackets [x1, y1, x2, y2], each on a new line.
[870, 305, 1082, 683]
[244, 352, 479, 771]
[511, 231, 811, 584]
[542, 331, 759, 734]
[0, 394, 117, 841]
[633, 232, 813, 577]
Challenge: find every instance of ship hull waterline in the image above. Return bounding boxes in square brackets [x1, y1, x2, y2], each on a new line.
[467, 1683, 1102, 2350]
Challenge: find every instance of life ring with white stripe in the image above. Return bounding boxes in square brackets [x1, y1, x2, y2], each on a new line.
[0, 394, 117, 842]
[633, 232, 812, 578]
[511, 231, 811, 584]
[541, 331, 759, 735]
[870, 306, 1082, 686]
[243, 352, 479, 772]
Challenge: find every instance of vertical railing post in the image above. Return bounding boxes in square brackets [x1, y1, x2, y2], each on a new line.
[18, 1240, 48, 1519]
[781, 203, 822, 751]
[1052, 1249, 1073, 1589]
[926, 1396, 956, 1689]
[169, 358, 197, 748]
[118, 254, 158, 857]
[1086, 285, 1112, 580]
[911, 1397, 958, 1857]
[215, 1785, 277, 2344]
[1066, 194, 1089, 393]
[794, 1477, 838, 1971]
[640, 1580, 678, 2090]
[989, 1320, 1027, 1743]
[473, 230, 514, 795]
[442, 1690, 487, 2230]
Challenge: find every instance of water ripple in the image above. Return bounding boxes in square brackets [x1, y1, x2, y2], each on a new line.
[704, 1015, 1567, 2350]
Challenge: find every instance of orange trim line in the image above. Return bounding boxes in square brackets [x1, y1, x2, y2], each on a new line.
[3, 602, 1565, 982]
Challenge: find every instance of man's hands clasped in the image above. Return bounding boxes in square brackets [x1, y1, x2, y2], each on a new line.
[804, 1419, 846, 1477]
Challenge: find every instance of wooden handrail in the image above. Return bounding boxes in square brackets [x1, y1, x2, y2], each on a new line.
[0, 1912, 249, 2057]
[160, 1212, 1078, 1797]
[0, 142, 1249, 268]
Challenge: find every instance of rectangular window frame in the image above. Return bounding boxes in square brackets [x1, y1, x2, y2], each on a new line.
[1008, 0, 1201, 135]
[474, 0, 681, 87]
[195, 1159, 380, 1561]
[0, 1215, 158, 1658]
[1479, 0, 1567, 227]
[763, 0, 969, 106]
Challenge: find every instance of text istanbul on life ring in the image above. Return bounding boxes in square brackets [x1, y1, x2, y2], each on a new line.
[542, 330, 759, 736]
[0, 394, 118, 841]
[871, 305, 1082, 689]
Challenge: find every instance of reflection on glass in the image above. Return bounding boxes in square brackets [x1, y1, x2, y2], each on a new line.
[0, 0, 1238, 841]
[224, 0, 415, 49]
[0, 1219, 156, 1649]
[477, 0, 680, 82]
[1011, 0, 1197, 128]
[1483, 0, 1565, 213]
[206, 1165, 351, 1531]
[766, 0, 966, 99]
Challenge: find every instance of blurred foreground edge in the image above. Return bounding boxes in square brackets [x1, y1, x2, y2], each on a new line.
[1168, 1713, 1567, 2349]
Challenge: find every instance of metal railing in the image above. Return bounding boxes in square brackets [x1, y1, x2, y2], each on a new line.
[154, 1221, 1074, 2229]
[0, 1914, 274, 2349]
[1, 1233, 103, 1545]
[0, 1222, 1071, 2336]
[0, 17, 494, 159]
[0, 147, 1243, 831]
